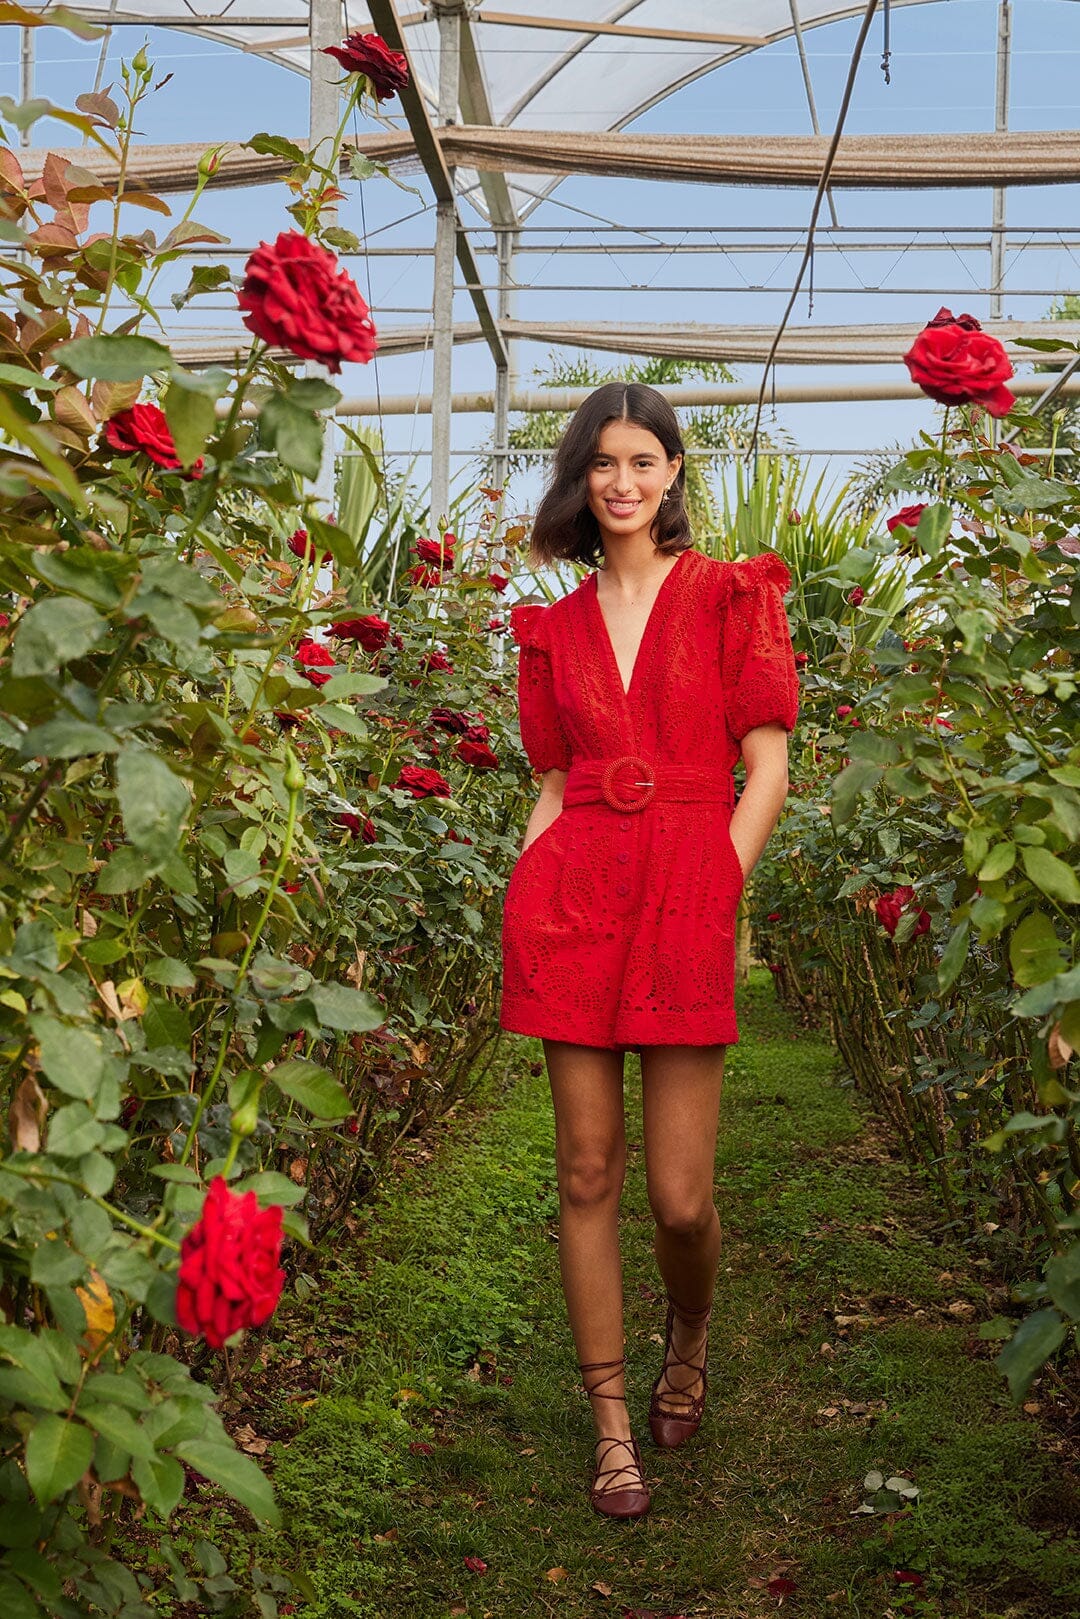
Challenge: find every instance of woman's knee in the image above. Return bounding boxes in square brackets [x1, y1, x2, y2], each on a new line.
[557, 1148, 625, 1211]
[649, 1190, 716, 1239]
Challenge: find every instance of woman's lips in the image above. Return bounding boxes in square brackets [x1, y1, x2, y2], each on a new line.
[605, 499, 640, 516]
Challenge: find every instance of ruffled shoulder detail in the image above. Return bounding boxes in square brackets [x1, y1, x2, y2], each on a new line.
[509, 601, 550, 650]
[717, 550, 792, 606]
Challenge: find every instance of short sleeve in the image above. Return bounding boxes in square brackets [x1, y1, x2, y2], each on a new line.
[509, 602, 572, 775]
[719, 552, 800, 742]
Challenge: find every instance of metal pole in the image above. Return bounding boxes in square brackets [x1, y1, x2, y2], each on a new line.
[990, 0, 1011, 321]
[431, 1, 462, 533]
[308, 0, 341, 518]
[492, 228, 514, 490]
[788, 0, 838, 229]
[20, 28, 33, 149]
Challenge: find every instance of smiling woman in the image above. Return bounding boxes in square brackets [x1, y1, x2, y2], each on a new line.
[500, 379, 799, 1521]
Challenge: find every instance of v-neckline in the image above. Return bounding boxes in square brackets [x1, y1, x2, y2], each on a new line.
[587, 548, 692, 703]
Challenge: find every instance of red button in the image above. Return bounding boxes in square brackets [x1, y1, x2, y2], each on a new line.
[616, 881, 629, 896]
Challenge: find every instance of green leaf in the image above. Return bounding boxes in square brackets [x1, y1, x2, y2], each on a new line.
[995, 1307, 1067, 1402]
[937, 919, 970, 993]
[259, 393, 323, 481]
[97, 845, 154, 894]
[232, 1170, 306, 1207]
[54, 334, 173, 382]
[915, 503, 951, 558]
[25, 1415, 94, 1504]
[132, 1451, 185, 1518]
[1046, 1243, 1080, 1320]
[288, 377, 341, 411]
[1020, 846, 1080, 906]
[47, 1101, 105, 1159]
[174, 1438, 280, 1525]
[978, 842, 1016, 882]
[1009, 910, 1067, 989]
[116, 745, 191, 862]
[19, 718, 119, 759]
[306, 981, 385, 1034]
[11, 597, 106, 678]
[830, 759, 882, 830]
[245, 132, 306, 164]
[164, 381, 215, 470]
[269, 1059, 352, 1121]
[80, 1401, 155, 1460]
[29, 1014, 103, 1101]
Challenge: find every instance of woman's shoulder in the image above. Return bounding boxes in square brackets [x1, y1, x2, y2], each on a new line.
[713, 549, 793, 607]
[509, 597, 565, 649]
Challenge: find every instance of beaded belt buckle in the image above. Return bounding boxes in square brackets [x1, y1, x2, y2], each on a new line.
[600, 753, 656, 813]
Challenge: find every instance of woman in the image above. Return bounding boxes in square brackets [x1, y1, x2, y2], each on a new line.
[499, 382, 798, 1519]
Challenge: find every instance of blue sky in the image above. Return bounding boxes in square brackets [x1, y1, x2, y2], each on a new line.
[5, 1, 1080, 516]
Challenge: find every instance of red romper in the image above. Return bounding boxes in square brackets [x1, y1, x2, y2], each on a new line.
[498, 547, 799, 1051]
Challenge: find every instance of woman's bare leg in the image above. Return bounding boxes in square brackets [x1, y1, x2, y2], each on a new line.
[640, 1043, 727, 1411]
[543, 1038, 639, 1486]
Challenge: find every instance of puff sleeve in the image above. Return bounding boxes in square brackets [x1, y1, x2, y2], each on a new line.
[509, 602, 573, 774]
[719, 551, 800, 742]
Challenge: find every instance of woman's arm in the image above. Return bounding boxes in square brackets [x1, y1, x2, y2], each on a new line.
[727, 724, 790, 881]
[520, 768, 568, 854]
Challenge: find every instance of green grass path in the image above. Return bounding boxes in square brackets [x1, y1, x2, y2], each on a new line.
[247, 972, 1078, 1619]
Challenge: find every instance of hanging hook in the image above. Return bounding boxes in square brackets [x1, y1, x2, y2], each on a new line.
[881, 0, 892, 84]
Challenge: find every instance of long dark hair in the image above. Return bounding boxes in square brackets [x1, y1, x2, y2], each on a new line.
[528, 382, 691, 569]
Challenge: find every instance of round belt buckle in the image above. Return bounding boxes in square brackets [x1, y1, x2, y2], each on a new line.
[601, 753, 656, 813]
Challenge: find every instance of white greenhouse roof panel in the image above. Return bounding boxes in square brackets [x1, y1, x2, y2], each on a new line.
[52, 2, 934, 132]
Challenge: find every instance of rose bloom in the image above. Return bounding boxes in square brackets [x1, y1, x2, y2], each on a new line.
[455, 738, 499, 771]
[421, 649, 454, 674]
[903, 307, 1015, 417]
[488, 573, 509, 593]
[335, 812, 364, 838]
[430, 707, 471, 735]
[288, 528, 334, 565]
[392, 765, 451, 800]
[794, 651, 809, 668]
[414, 536, 455, 571]
[406, 563, 442, 589]
[767, 911, 782, 922]
[239, 231, 377, 373]
[445, 828, 473, 846]
[462, 721, 491, 743]
[322, 31, 409, 100]
[847, 586, 865, 606]
[875, 884, 931, 939]
[836, 704, 853, 719]
[886, 503, 928, 536]
[295, 638, 336, 686]
[329, 614, 391, 651]
[176, 1177, 285, 1349]
[103, 404, 204, 478]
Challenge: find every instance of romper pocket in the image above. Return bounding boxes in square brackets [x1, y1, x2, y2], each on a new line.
[513, 811, 563, 873]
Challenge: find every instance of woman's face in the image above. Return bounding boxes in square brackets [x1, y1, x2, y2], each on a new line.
[585, 419, 682, 543]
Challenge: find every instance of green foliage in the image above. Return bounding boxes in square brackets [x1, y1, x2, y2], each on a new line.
[0, 43, 541, 1618]
[752, 400, 1080, 1409]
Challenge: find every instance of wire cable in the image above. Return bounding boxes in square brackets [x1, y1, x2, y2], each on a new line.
[746, 0, 881, 464]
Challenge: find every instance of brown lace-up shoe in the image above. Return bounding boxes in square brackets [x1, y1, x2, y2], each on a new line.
[647, 1294, 712, 1449]
[579, 1355, 651, 1519]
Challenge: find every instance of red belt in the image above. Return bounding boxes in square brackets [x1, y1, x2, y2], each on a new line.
[563, 753, 735, 815]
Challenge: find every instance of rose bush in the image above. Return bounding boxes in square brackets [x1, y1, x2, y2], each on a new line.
[0, 34, 541, 1615]
[750, 339, 1080, 1405]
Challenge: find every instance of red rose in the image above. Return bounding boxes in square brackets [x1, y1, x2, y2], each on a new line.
[445, 829, 473, 846]
[335, 812, 364, 838]
[430, 707, 471, 735]
[295, 638, 335, 686]
[903, 308, 1014, 417]
[767, 911, 781, 922]
[488, 573, 509, 593]
[288, 528, 333, 565]
[462, 721, 491, 743]
[238, 231, 377, 373]
[361, 816, 377, 844]
[420, 649, 453, 675]
[886, 503, 928, 536]
[103, 403, 204, 478]
[875, 884, 931, 939]
[463, 1556, 488, 1575]
[329, 614, 391, 650]
[275, 710, 304, 731]
[788, 509, 802, 525]
[414, 536, 455, 571]
[392, 765, 451, 800]
[406, 563, 442, 589]
[836, 704, 853, 719]
[322, 31, 409, 100]
[794, 651, 808, 668]
[176, 1177, 285, 1349]
[847, 586, 865, 606]
[487, 616, 506, 633]
[455, 738, 499, 771]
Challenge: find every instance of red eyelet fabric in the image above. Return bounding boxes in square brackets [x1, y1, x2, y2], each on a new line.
[500, 548, 799, 1050]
